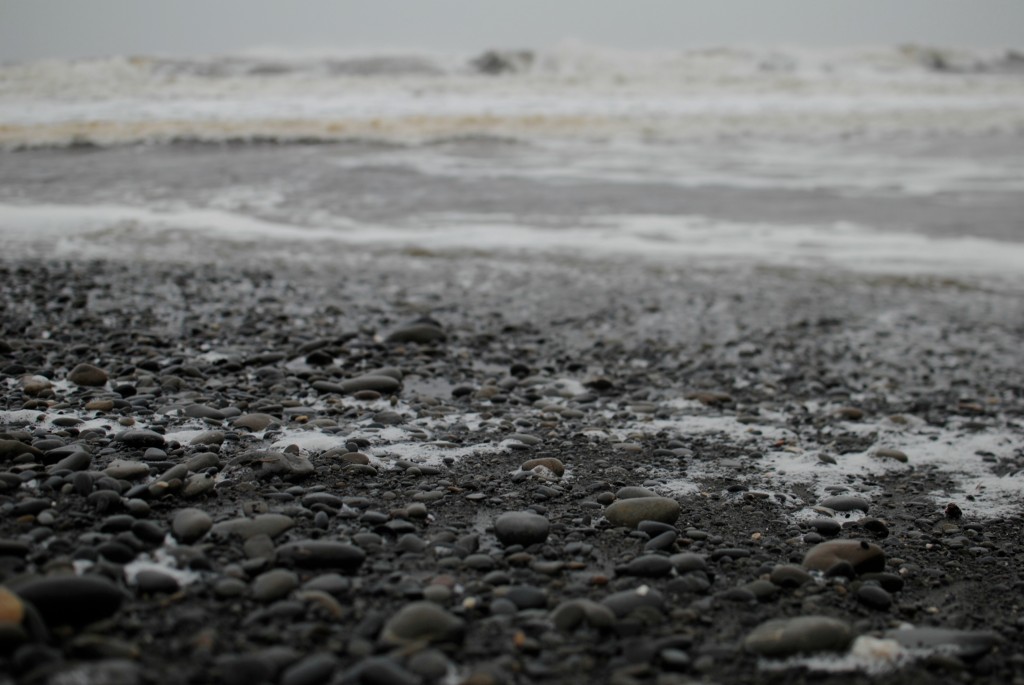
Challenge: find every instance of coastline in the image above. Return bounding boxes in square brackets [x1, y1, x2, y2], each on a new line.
[2, 252, 1022, 683]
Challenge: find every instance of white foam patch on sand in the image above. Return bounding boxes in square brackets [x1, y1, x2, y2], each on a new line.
[761, 636, 909, 675]
[370, 439, 509, 468]
[123, 538, 202, 587]
[270, 430, 351, 454]
[620, 408, 1024, 520]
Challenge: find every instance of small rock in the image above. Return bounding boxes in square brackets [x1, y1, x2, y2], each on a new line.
[604, 497, 680, 529]
[212, 514, 295, 540]
[494, 511, 550, 546]
[172, 508, 212, 544]
[601, 586, 665, 617]
[745, 616, 854, 657]
[818, 495, 870, 513]
[0, 440, 44, 460]
[252, 569, 299, 602]
[68, 363, 108, 387]
[233, 413, 278, 432]
[802, 539, 885, 577]
[276, 540, 366, 571]
[874, 448, 908, 463]
[116, 430, 166, 448]
[13, 575, 124, 628]
[856, 584, 892, 610]
[521, 458, 565, 477]
[380, 602, 465, 646]
[341, 375, 401, 394]
[550, 599, 617, 631]
[386, 323, 446, 345]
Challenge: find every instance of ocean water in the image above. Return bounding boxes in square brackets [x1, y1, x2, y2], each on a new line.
[1, 43, 1023, 277]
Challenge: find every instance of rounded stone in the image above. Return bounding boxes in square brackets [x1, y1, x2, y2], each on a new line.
[520, 458, 565, 477]
[211, 514, 295, 540]
[276, 540, 367, 571]
[818, 495, 870, 513]
[802, 539, 885, 576]
[232, 413, 278, 432]
[604, 497, 680, 529]
[68, 363, 108, 387]
[623, 555, 673, 577]
[745, 616, 854, 657]
[172, 508, 212, 544]
[13, 575, 124, 628]
[601, 587, 666, 617]
[494, 512, 550, 546]
[134, 570, 181, 595]
[252, 569, 299, 602]
[550, 599, 617, 632]
[341, 375, 402, 394]
[386, 323, 446, 345]
[769, 564, 812, 588]
[856, 584, 892, 610]
[380, 601, 465, 646]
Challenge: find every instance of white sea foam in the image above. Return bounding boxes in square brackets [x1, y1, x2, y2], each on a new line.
[2, 44, 1023, 147]
[2, 202, 1024, 282]
[626, 408, 1024, 520]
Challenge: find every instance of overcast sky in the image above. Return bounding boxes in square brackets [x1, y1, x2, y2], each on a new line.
[2, 0, 1022, 61]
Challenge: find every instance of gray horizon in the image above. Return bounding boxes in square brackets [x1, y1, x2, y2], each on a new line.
[2, 0, 1023, 61]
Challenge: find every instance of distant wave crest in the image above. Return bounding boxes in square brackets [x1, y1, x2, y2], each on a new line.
[2, 43, 1023, 148]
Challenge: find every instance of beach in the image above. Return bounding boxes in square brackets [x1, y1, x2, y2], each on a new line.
[1, 45, 1024, 684]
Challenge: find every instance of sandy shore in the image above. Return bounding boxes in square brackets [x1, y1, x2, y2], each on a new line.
[1, 253, 1023, 684]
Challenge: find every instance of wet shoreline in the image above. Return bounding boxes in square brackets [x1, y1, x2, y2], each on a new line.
[1, 254, 1022, 683]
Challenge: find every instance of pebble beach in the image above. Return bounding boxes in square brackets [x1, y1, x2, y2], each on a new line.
[2, 44, 1024, 684]
[1, 246, 1023, 684]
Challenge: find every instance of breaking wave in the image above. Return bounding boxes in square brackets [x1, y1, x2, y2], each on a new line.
[2, 43, 1023, 148]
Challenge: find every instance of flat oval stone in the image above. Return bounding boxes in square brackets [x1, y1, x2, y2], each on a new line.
[341, 375, 401, 394]
[14, 575, 124, 628]
[615, 486, 658, 500]
[874, 448, 908, 463]
[0, 440, 44, 460]
[604, 497, 680, 529]
[521, 458, 564, 477]
[601, 586, 666, 617]
[172, 508, 212, 544]
[385, 323, 446, 345]
[802, 539, 885, 576]
[68, 363, 108, 387]
[550, 599, 617, 632]
[769, 564, 812, 588]
[134, 569, 181, 595]
[184, 404, 225, 420]
[380, 601, 465, 646]
[212, 514, 296, 540]
[190, 431, 226, 447]
[103, 459, 151, 480]
[818, 495, 870, 513]
[276, 540, 366, 571]
[745, 616, 854, 657]
[252, 569, 299, 602]
[669, 553, 708, 574]
[623, 555, 673, 577]
[232, 413, 278, 432]
[494, 512, 550, 546]
[116, 430, 166, 448]
[856, 584, 892, 610]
